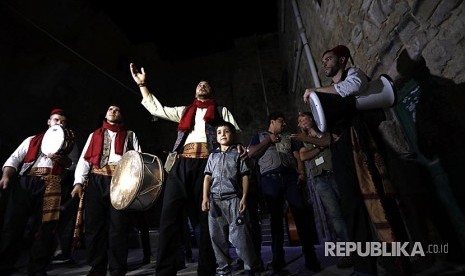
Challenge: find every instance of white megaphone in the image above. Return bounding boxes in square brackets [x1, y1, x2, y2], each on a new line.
[355, 74, 397, 110]
[309, 74, 397, 132]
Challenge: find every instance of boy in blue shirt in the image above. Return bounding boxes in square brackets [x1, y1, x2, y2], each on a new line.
[202, 121, 258, 275]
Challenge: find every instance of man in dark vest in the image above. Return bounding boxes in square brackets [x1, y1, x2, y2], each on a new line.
[130, 63, 243, 276]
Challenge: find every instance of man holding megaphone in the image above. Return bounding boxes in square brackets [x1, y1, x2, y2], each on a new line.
[302, 45, 412, 276]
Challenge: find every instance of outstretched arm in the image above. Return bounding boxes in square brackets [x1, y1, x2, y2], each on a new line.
[130, 63, 184, 122]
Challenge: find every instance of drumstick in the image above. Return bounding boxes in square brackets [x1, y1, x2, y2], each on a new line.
[72, 188, 85, 252]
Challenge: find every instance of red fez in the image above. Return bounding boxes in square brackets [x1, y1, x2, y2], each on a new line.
[326, 45, 351, 58]
[323, 44, 354, 65]
[50, 108, 66, 116]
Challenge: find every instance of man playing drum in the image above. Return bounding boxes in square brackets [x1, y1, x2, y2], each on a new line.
[71, 104, 141, 276]
[0, 108, 79, 276]
[130, 63, 244, 276]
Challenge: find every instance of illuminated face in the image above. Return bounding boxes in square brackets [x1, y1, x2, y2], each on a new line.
[216, 125, 233, 146]
[48, 114, 67, 127]
[271, 117, 286, 134]
[298, 114, 313, 130]
[195, 81, 214, 100]
[321, 52, 344, 78]
[105, 106, 122, 124]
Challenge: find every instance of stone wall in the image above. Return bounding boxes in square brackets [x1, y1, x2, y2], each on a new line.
[280, 0, 465, 112]
[279, 0, 465, 245]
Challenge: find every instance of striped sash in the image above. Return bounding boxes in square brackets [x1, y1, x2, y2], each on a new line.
[351, 126, 396, 242]
[179, 142, 210, 159]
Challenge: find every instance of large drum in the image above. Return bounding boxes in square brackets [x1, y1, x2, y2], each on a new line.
[309, 74, 396, 132]
[110, 150, 164, 211]
[41, 125, 74, 155]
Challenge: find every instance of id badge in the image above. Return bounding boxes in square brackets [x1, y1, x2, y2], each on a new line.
[315, 156, 324, 166]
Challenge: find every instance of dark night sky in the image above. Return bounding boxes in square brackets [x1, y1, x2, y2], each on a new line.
[0, 0, 279, 158]
[99, 0, 278, 60]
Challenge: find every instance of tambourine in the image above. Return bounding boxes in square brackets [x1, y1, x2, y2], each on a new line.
[41, 125, 74, 155]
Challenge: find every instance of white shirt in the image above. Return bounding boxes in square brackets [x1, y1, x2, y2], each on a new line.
[73, 130, 140, 185]
[3, 136, 80, 175]
[333, 67, 369, 97]
[141, 94, 241, 145]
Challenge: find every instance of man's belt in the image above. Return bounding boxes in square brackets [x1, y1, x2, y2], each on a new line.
[28, 167, 52, 176]
[262, 172, 282, 178]
[91, 165, 117, 176]
[179, 142, 209, 159]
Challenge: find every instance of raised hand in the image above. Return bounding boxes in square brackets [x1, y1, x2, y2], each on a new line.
[130, 63, 146, 86]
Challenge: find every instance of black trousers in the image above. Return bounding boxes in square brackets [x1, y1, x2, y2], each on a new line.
[331, 129, 378, 274]
[155, 157, 216, 276]
[55, 170, 79, 258]
[0, 175, 57, 275]
[84, 174, 131, 276]
[260, 172, 318, 269]
[131, 211, 151, 261]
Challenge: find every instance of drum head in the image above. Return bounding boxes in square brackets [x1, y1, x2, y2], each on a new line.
[41, 125, 65, 155]
[309, 91, 327, 132]
[111, 151, 143, 210]
[111, 150, 164, 210]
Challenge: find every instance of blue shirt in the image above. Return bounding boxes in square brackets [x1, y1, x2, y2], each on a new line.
[204, 146, 249, 200]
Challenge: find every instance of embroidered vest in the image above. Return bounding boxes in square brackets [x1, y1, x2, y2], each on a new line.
[98, 130, 134, 167]
[171, 106, 223, 154]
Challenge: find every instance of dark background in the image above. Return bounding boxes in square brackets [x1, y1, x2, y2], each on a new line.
[0, 0, 279, 227]
[98, 0, 278, 60]
[0, 0, 279, 155]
